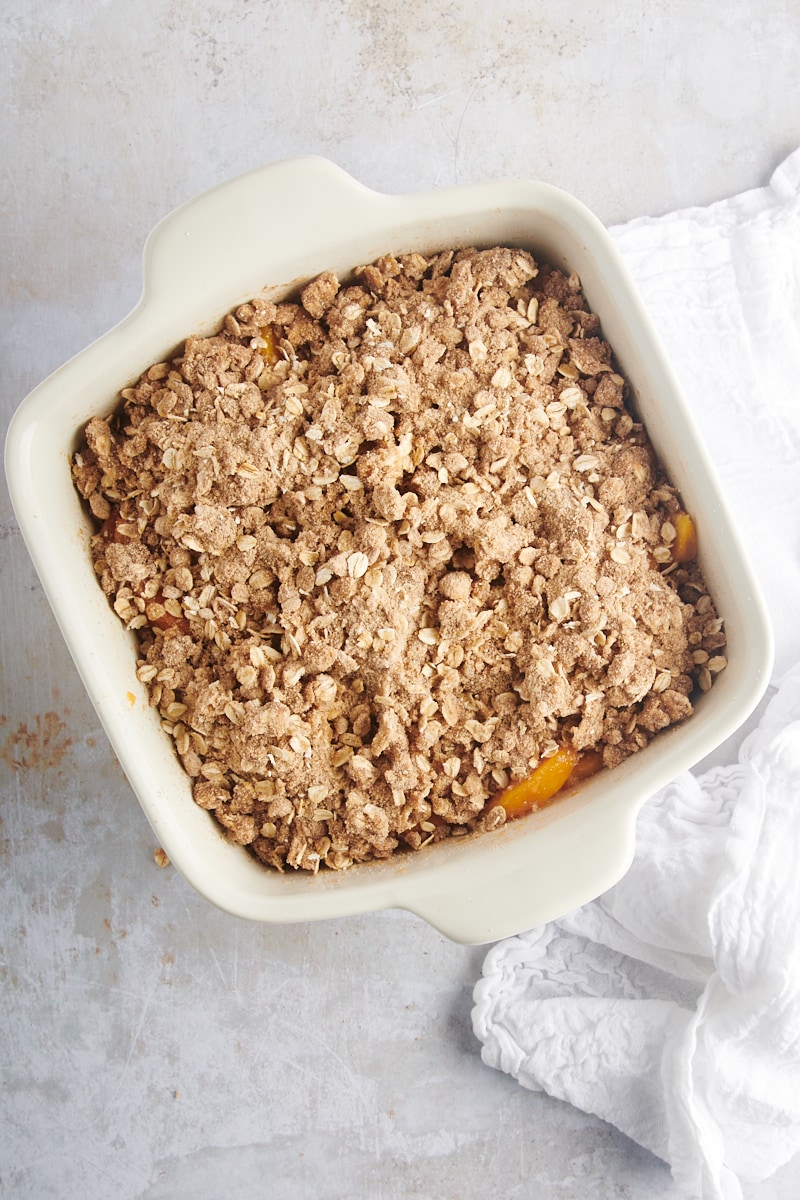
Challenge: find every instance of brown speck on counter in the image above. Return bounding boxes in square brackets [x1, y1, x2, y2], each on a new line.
[0, 712, 72, 771]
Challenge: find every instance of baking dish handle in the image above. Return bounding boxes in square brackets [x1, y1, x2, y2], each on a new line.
[400, 804, 639, 945]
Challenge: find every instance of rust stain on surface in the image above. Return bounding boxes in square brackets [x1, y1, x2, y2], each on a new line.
[0, 712, 72, 771]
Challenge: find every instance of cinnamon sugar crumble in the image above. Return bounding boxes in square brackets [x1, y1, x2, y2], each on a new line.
[72, 247, 726, 873]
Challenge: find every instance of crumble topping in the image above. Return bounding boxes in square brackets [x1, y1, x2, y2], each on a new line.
[72, 247, 726, 873]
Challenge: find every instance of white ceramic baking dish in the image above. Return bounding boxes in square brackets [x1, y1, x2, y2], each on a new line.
[4, 159, 773, 944]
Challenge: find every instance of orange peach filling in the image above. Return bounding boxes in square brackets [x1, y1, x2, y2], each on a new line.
[489, 745, 603, 820]
[671, 511, 698, 563]
[258, 324, 280, 365]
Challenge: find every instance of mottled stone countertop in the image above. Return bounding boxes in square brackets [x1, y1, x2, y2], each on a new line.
[3, 3, 800, 1197]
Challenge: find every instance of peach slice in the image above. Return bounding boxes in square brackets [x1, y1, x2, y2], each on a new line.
[671, 512, 698, 563]
[258, 324, 281, 365]
[489, 745, 604, 820]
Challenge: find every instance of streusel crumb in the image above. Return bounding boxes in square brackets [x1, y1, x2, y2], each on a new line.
[72, 247, 726, 873]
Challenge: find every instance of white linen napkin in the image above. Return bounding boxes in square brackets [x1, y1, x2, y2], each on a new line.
[472, 148, 800, 1200]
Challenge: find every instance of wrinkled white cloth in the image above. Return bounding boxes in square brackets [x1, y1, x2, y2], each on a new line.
[472, 147, 800, 1200]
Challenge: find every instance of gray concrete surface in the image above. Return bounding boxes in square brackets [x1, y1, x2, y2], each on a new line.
[3, 2, 800, 1197]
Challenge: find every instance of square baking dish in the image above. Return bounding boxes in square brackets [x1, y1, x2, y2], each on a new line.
[4, 159, 773, 944]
